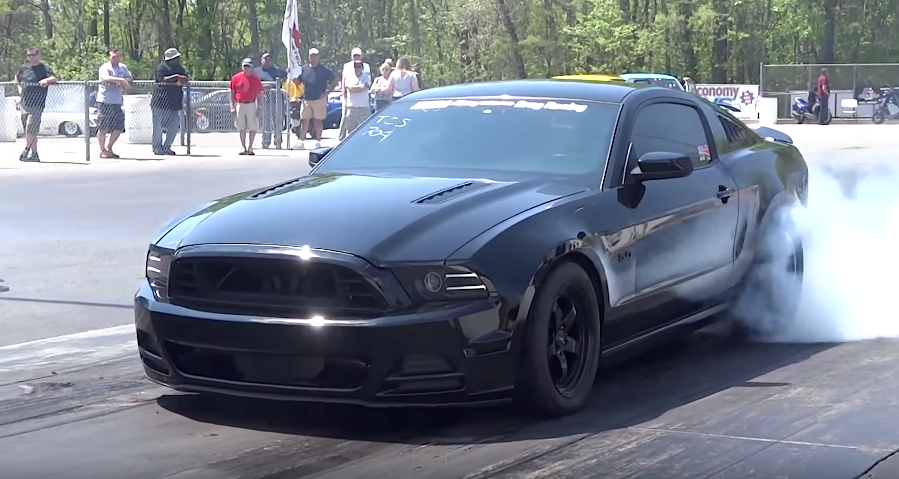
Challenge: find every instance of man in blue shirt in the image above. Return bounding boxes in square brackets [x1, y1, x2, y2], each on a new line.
[254, 52, 287, 149]
[150, 48, 188, 156]
[295, 48, 336, 150]
[96, 48, 133, 159]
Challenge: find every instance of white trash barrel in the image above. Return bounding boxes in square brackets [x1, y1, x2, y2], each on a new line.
[759, 97, 778, 126]
[125, 94, 153, 144]
[0, 98, 17, 142]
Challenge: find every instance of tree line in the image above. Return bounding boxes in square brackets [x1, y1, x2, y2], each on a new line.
[1, 0, 898, 87]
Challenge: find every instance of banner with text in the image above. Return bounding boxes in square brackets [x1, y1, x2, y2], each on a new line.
[696, 84, 759, 120]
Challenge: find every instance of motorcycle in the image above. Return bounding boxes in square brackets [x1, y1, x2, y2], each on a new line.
[792, 97, 832, 124]
[872, 86, 899, 124]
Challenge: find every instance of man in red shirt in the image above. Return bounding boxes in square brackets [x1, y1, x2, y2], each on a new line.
[229, 58, 265, 155]
[816, 68, 830, 125]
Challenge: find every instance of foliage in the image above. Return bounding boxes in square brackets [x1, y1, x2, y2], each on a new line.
[2, 0, 899, 85]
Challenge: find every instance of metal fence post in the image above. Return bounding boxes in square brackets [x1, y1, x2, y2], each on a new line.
[759, 62, 765, 97]
[185, 82, 192, 155]
[275, 83, 283, 150]
[284, 86, 291, 150]
[83, 81, 91, 162]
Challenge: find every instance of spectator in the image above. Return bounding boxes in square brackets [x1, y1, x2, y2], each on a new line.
[255, 52, 288, 149]
[339, 48, 371, 140]
[371, 61, 394, 111]
[682, 76, 697, 94]
[14, 46, 57, 163]
[96, 48, 133, 159]
[295, 48, 337, 150]
[339, 61, 372, 139]
[151, 47, 188, 156]
[817, 68, 830, 125]
[229, 58, 265, 155]
[388, 56, 420, 100]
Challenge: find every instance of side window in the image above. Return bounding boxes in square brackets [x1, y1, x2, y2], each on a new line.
[718, 114, 749, 147]
[630, 103, 713, 169]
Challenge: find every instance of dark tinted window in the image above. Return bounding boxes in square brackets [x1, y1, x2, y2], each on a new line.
[313, 98, 621, 180]
[718, 114, 748, 145]
[630, 102, 712, 168]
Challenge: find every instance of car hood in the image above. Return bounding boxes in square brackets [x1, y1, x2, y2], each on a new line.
[161, 172, 585, 265]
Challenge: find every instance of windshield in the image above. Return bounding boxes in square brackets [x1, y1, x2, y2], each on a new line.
[313, 98, 620, 180]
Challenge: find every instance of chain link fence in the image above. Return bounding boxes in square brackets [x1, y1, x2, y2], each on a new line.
[0, 80, 294, 161]
[761, 63, 899, 120]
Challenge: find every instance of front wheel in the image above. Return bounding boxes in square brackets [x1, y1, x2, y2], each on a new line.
[60, 121, 81, 137]
[795, 114, 806, 124]
[873, 110, 886, 124]
[516, 262, 602, 418]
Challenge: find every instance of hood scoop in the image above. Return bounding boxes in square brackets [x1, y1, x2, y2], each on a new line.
[249, 177, 308, 199]
[413, 181, 494, 205]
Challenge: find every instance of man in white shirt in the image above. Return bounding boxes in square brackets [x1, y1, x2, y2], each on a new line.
[96, 48, 133, 159]
[339, 47, 371, 140]
[339, 61, 372, 140]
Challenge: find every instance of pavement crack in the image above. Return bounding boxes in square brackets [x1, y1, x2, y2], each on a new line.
[630, 427, 893, 453]
[852, 448, 899, 479]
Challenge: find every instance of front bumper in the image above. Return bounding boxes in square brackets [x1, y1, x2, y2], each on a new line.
[134, 281, 517, 407]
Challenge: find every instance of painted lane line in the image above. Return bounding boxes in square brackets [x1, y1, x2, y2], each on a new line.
[0, 325, 138, 385]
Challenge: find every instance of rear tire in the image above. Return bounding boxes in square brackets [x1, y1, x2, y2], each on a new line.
[516, 262, 602, 418]
[727, 212, 805, 341]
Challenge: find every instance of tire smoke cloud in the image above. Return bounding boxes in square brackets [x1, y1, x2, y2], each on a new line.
[733, 162, 899, 343]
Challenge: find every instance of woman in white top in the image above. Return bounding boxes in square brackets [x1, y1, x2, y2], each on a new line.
[371, 61, 394, 111]
[388, 56, 420, 99]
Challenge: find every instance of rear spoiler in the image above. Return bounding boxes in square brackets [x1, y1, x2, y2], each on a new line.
[751, 126, 794, 145]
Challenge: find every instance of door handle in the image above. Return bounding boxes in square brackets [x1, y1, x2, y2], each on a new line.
[716, 185, 735, 202]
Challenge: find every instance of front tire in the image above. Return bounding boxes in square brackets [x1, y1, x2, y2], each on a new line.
[60, 121, 81, 137]
[873, 110, 886, 124]
[516, 262, 602, 418]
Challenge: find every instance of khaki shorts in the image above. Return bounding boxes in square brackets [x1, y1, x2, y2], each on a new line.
[301, 97, 327, 120]
[235, 102, 259, 132]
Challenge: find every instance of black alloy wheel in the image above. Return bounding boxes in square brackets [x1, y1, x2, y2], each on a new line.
[517, 262, 602, 418]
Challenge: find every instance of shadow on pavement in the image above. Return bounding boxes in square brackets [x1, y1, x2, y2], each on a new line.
[156, 325, 836, 446]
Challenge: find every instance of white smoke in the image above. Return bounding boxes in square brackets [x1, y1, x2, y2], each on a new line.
[732, 162, 899, 343]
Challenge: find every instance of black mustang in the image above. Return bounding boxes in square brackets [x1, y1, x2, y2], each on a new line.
[135, 79, 808, 417]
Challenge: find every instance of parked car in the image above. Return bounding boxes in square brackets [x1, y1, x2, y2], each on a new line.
[9, 96, 98, 138]
[620, 73, 686, 91]
[136, 79, 809, 418]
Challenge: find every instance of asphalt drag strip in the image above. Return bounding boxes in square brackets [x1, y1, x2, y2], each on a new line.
[1, 325, 899, 479]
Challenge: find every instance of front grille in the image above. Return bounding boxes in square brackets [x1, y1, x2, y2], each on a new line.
[168, 256, 389, 318]
[165, 341, 368, 389]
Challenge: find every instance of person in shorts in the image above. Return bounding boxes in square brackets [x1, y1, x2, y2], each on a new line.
[14, 46, 57, 162]
[229, 58, 264, 155]
[96, 48, 133, 158]
[295, 48, 336, 150]
[340, 61, 372, 138]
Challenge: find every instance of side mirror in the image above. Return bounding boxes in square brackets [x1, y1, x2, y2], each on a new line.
[308, 146, 333, 168]
[631, 151, 694, 182]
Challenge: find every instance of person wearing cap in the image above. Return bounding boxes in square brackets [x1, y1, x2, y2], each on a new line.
[338, 47, 371, 140]
[339, 60, 372, 139]
[295, 47, 336, 149]
[255, 53, 288, 149]
[230, 58, 265, 155]
[151, 47, 189, 156]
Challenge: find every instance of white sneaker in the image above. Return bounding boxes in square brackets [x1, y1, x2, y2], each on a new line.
[313, 140, 321, 149]
[292, 141, 305, 150]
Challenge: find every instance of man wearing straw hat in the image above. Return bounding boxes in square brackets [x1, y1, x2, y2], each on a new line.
[150, 47, 189, 156]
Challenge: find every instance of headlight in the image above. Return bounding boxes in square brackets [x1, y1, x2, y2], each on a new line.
[146, 244, 174, 301]
[392, 265, 490, 301]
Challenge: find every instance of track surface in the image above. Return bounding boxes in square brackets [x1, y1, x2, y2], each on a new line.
[2, 125, 899, 479]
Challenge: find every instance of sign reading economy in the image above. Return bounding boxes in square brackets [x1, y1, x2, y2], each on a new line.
[695, 84, 759, 120]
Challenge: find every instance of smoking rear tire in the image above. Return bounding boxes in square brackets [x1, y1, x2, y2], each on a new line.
[516, 262, 602, 418]
[727, 216, 805, 341]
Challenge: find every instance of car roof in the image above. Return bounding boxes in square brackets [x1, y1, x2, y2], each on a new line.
[552, 74, 626, 83]
[620, 73, 679, 81]
[402, 79, 643, 103]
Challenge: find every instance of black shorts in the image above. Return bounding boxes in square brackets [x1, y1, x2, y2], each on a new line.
[97, 102, 126, 132]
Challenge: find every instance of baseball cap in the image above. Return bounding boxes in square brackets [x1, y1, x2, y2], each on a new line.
[308, 48, 320, 56]
[261, 52, 272, 59]
[163, 48, 181, 60]
[351, 47, 363, 56]
[241, 57, 253, 67]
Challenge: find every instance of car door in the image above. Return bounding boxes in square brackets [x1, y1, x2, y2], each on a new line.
[613, 99, 740, 340]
